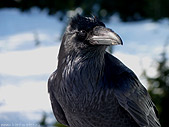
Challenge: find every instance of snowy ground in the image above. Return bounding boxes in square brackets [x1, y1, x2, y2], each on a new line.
[0, 8, 169, 126]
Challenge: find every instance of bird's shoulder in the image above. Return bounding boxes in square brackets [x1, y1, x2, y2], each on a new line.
[104, 52, 132, 86]
[48, 70, 57, 92]
[48, 70, 69, 126]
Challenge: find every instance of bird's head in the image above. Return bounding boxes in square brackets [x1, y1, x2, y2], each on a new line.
[60, 14, 123, 55]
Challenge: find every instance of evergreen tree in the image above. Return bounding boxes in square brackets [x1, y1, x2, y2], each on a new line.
[143, 43, 169, 127]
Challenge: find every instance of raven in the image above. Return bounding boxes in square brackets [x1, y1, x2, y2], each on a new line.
[48, 14, 161, 127]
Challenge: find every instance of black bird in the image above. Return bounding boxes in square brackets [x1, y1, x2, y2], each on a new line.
[48, 14, 161, 127]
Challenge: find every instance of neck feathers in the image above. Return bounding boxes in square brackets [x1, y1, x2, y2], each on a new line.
[57, 46, 106, 91]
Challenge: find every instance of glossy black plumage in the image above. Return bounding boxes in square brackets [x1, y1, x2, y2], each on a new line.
[48, 14, 160, 127]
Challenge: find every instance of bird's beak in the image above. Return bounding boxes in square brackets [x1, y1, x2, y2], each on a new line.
[90, 26, 123, 45]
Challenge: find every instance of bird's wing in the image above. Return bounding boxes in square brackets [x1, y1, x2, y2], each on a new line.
[48, 71, 69, 126]
[105, 53, 161, 127]
[113, 71, 160, 127]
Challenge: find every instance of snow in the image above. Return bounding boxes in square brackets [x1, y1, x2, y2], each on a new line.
[0, 46, 59, 125]
[0, 32, 57, 51]
[0, 8, 169, 125]
[107, 18, 169, 56]
[0, 46, 59, 76]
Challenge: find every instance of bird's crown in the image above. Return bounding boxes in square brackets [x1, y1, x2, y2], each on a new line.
[69, 14, 105, 31]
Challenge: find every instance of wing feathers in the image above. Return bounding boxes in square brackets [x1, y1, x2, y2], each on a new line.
[105, 53, 160, 127]
[48, 71, 69, 126]
[113, 71, 160, 127]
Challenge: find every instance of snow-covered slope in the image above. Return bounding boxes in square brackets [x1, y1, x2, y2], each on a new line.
[0, 8, 169, 125]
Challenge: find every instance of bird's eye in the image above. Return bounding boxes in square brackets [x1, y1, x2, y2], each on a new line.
[79, 30, 87, 37]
